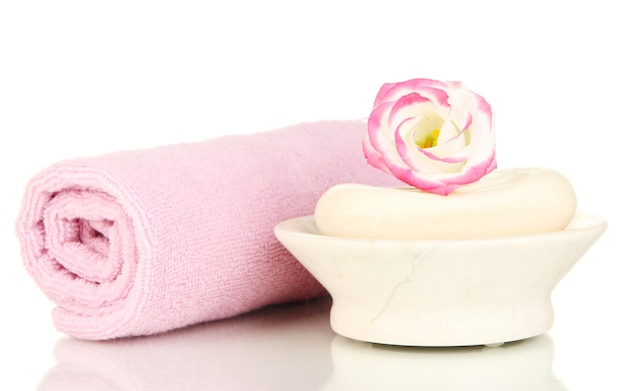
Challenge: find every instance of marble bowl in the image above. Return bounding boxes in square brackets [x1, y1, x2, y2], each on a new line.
[275, 212, 606, 347]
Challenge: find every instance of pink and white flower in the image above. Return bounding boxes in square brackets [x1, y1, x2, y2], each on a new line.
[363, 78, 496, 195]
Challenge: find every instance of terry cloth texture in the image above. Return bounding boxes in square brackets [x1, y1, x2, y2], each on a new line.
[16, 120, 398, 340]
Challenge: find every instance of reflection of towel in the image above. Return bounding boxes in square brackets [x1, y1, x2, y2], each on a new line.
[16, 120, 398, 340]
[39, 300, 334, 391]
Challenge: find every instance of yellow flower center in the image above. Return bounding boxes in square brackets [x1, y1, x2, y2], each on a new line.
[416, 129, 440, 149]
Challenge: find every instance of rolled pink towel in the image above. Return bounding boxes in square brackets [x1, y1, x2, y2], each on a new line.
[16, 120, 398, 340]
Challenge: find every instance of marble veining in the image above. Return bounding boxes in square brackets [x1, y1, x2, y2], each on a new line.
[275, 213, 607, 347]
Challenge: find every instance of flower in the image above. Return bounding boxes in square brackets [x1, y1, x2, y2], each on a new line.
[363, 78, 496, 195]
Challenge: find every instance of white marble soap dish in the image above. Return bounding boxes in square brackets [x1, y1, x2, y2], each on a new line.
[275, 212, 606, 347]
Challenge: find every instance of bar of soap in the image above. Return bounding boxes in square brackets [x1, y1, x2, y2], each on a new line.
[314, 168, 577, 240]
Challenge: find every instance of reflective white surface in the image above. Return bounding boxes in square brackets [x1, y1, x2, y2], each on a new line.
[325, 324, 566, 391]
[15, 296, 626, 390]
[39, 301, 335, 391]
[1, 1, 624, 390]
[39, 299, 567, 391]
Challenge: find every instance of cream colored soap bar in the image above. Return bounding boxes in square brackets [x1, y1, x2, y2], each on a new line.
[314, 168, 577, 240]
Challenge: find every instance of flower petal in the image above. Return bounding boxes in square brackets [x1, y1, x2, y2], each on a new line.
[364, 78, 496, 194]
[374, 78, 449, 108]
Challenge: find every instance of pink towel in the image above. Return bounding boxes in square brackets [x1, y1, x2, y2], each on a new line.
[16, 120, 398, 340]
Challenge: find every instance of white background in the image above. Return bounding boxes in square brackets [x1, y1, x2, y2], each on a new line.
[1, 1, 624, 389]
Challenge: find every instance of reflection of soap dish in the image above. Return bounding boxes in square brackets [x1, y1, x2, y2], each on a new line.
[321, 334, 567, 391]
[275, 213, 606, 347]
